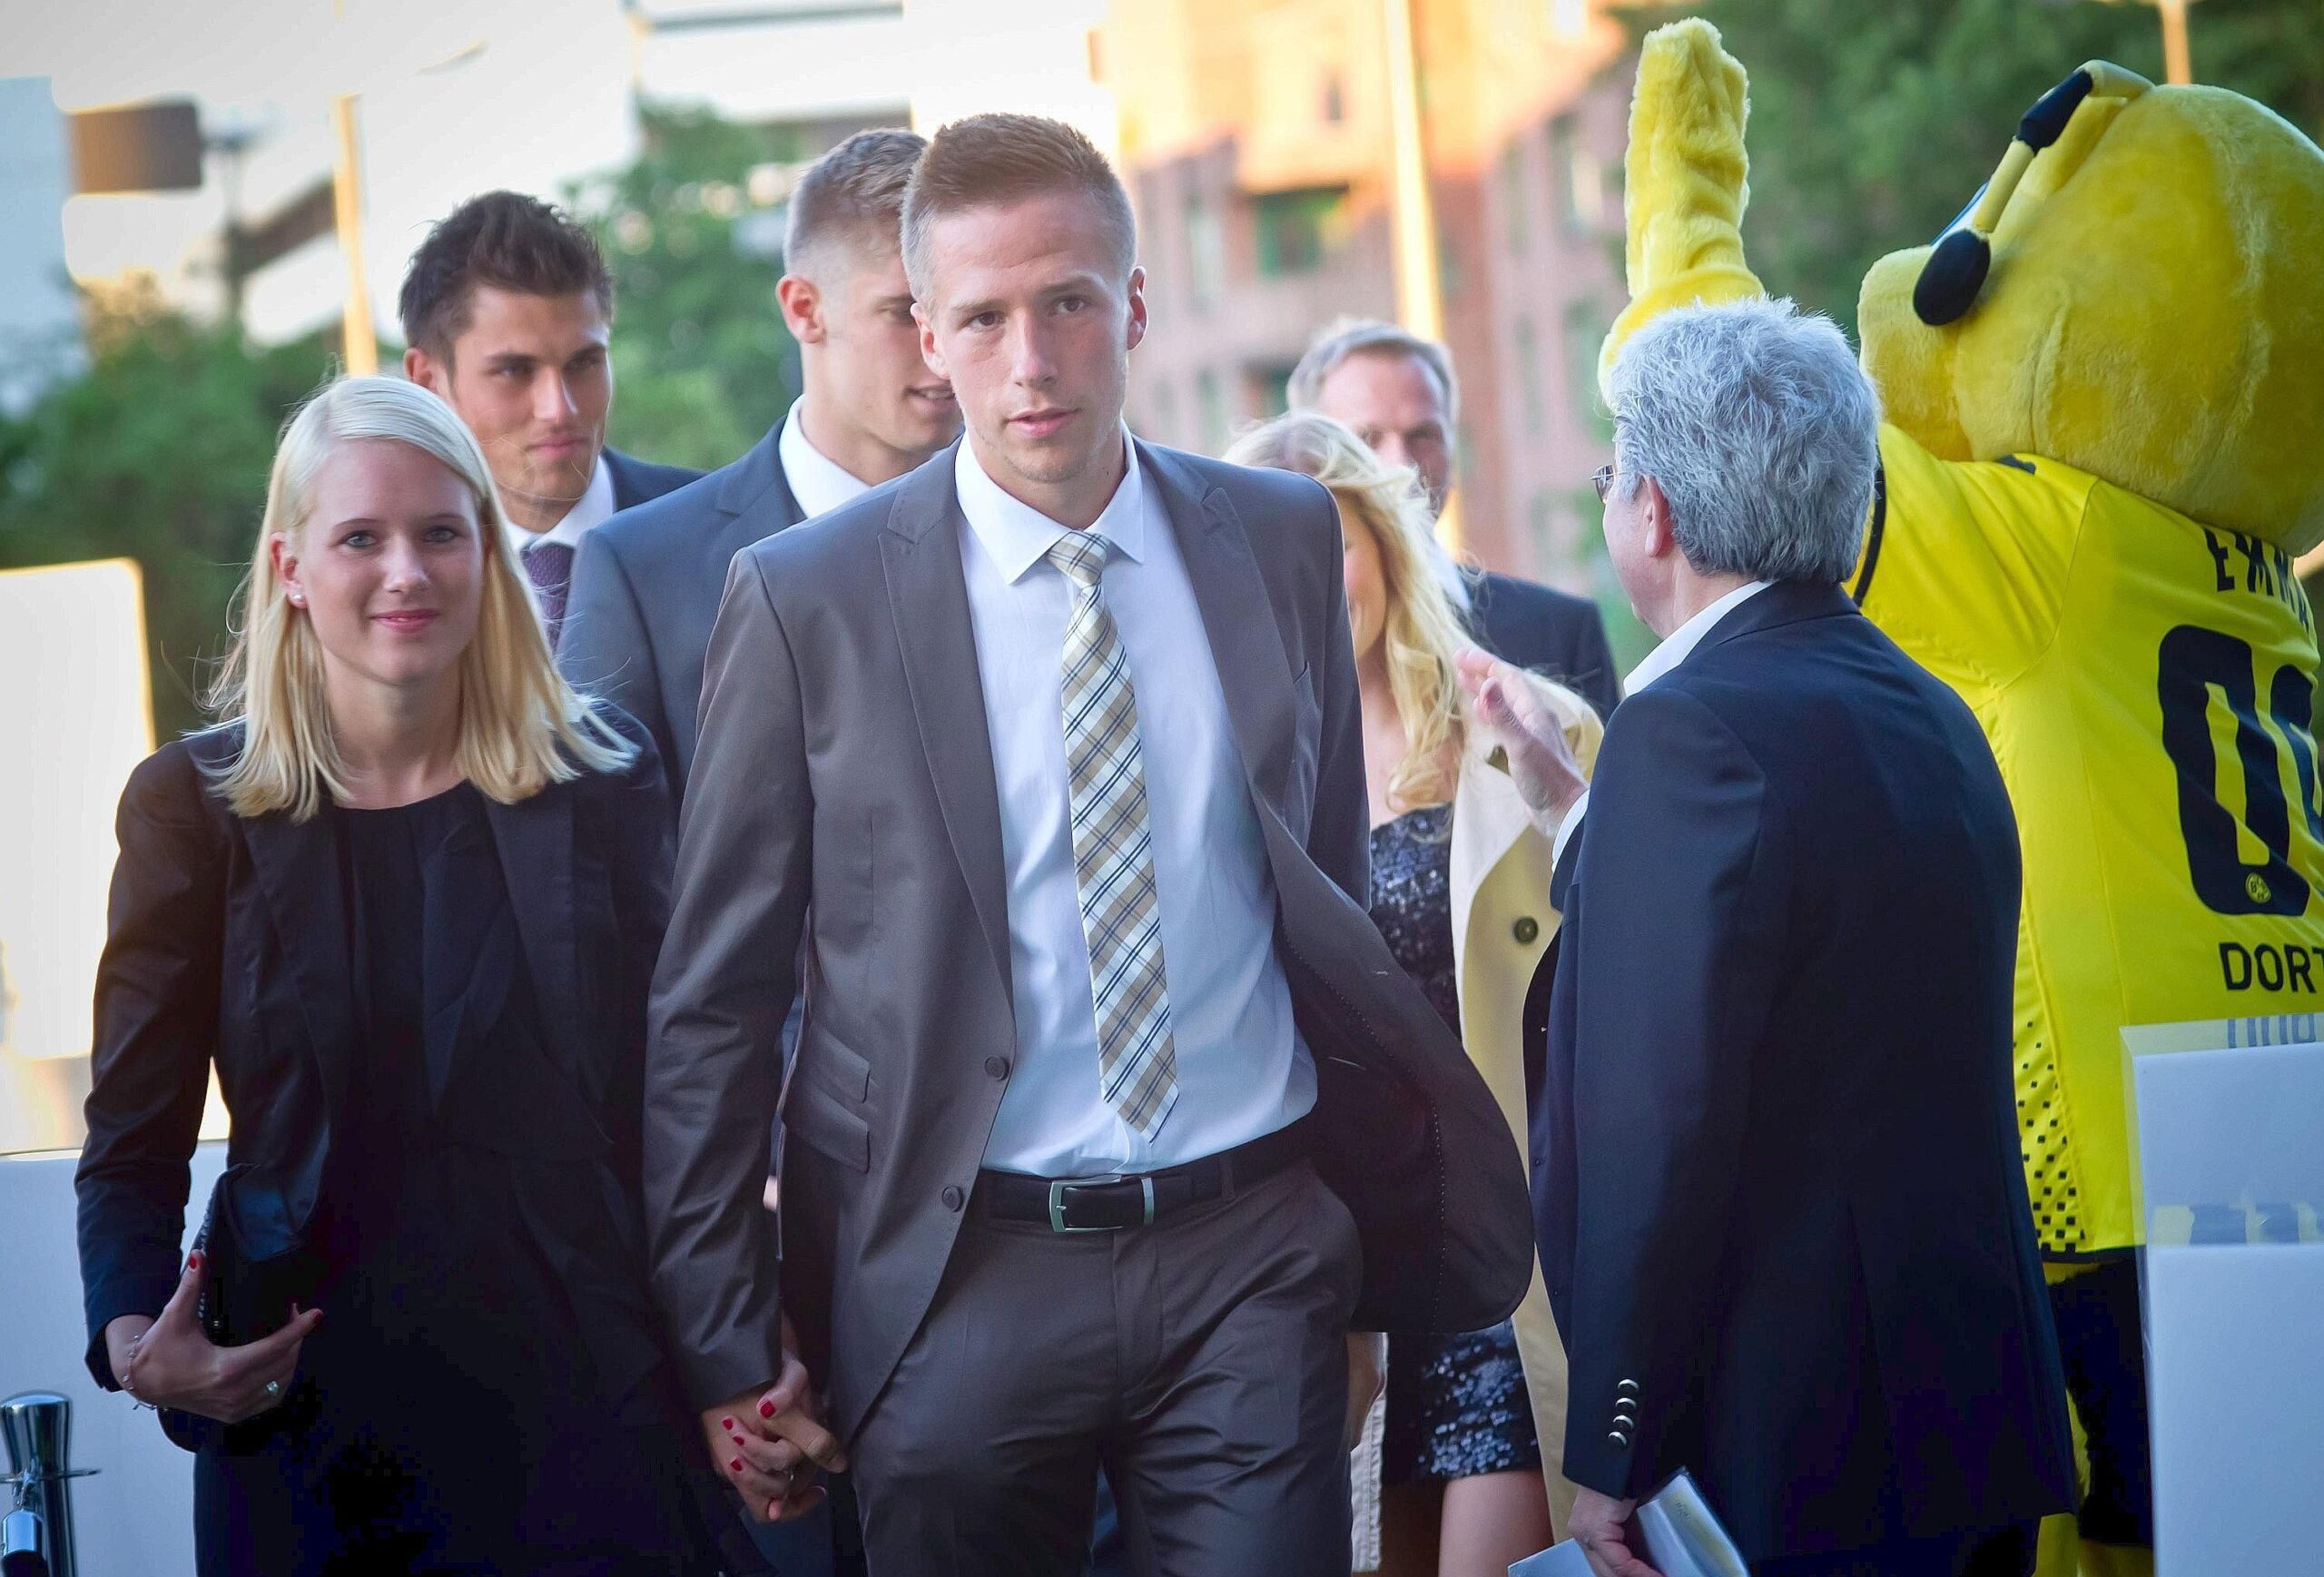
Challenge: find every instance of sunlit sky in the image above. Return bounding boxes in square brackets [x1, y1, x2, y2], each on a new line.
[4, 0, 1110, 343]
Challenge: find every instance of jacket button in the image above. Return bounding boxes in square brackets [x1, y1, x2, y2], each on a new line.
[1617, 1378, 1641, 1398]
[1512, 916, 1540, 944]
[941, 1185, 964, 1212]
[984, 1055, 1010, 1080]
[1609, 1430, 1632, 1450]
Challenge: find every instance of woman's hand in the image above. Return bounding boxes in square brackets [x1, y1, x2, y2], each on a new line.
[106, 1252, 322, 1424]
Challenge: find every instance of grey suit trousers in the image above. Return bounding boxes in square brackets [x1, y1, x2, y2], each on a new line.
[846, 1159, 1363, 1577]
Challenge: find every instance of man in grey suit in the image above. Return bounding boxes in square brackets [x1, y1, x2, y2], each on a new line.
[559, 129, 960, 802]
[643, 113, 1533, 1576]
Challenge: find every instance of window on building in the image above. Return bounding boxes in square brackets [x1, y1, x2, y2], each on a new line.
[1321, 72, 1346, 125]
[1550, 114, 1604, 236]
[1513, 316, 1547, 430]
[1500, 142, 1528, 254]
[1196, 368, 1230, 457]
[1252, 186, 1349, 277]
[1184, 190, 1225, 310]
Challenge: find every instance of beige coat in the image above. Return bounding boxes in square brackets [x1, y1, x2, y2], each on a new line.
[1444, 681, 1602, 1528]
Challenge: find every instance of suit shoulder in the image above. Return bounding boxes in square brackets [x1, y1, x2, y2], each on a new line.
[1161, 446, 1335, 520]
[122, 727, 241, 828]
[606, 447, 704, 503]
[588, 465, 728, 560]
[738, 469, 912, 577]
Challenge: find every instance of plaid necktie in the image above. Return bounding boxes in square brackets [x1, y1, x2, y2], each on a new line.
[524, 539, 575, 651]
[1046, 530, 1179, 1140]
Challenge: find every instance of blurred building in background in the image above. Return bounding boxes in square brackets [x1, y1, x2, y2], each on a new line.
[0, 78, 89, 412]
[1099, 0, 1630, 590]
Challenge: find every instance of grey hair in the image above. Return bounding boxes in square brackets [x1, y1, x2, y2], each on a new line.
[1608, 297, 1879, 585]
[1286, 317, 1460, 426]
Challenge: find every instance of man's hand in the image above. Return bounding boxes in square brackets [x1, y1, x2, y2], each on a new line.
[105, 1251, 322, 1424]
[700, 1316, 849, 1523]
[1569, 1487, 1660, 1577]
[1456, 650, 1590, 838]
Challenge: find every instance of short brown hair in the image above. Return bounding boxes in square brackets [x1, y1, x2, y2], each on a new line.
[398, 192, 612, 360]
[902, 113, 1135, 298]
[785, 127, 927, 280]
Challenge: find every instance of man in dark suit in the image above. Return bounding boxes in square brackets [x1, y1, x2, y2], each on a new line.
[399, 192, 699, 651]
[642, 113, 1533, 1575]
[559, 130, 960, 803]
[1461, 297, 2074, 1577]
[1288, 317, 1620, 715]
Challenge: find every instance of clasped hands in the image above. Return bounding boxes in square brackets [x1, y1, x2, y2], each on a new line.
[700, 1316, 851, 1523]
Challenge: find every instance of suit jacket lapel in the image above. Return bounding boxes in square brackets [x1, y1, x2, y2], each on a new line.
[881, 449, 1015, 1003]
[483, 786, 584, 1076]
[242, 810, 356, 1118]
[1142, 442, 1301, 811]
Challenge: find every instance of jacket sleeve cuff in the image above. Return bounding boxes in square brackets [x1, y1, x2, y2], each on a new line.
[83, 1270, 181, 1390]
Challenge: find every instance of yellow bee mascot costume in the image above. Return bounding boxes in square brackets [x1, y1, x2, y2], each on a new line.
[1603, 20, 2324, 1575]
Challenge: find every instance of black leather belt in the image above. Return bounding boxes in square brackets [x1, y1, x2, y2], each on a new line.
[977, 1119, 1310, 1232]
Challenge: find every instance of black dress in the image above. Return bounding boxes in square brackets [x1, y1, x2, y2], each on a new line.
[192, 786, 711, 1576]
[1369, 805, 1543, 1485]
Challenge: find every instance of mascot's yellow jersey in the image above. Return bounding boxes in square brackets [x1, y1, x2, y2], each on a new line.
[1857, 427, 2324, 1258]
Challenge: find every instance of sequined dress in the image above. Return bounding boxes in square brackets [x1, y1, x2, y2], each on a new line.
[1369, 804, 1544, 1484]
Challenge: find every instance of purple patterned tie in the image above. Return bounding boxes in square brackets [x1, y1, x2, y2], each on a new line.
[523, 540, 575, 651]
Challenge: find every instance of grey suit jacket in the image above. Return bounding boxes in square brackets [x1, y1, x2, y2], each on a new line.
[560, 425, 804, 802]
[642, 439, 1535, 1434]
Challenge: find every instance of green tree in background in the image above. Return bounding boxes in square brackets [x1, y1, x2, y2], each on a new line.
[0, 284, 335, 741]
[1, 105, 809, 737]
[1615, 0, 2324, 337]
[570, 103, 804, 471]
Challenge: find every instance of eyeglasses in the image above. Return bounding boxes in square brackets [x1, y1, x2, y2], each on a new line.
[1591, 464, 1617, 503]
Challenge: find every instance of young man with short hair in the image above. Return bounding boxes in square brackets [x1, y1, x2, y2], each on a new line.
[399, 192, 699, 652]
[1289, 318, 1621, 716]
[643, 113, 1532, 1575]
[558, 128, 958, 802]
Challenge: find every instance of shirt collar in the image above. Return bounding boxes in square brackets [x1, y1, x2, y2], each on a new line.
[521, 454, 615, 553]
[955, 427, 1146, 584]
[777, 399, 877, 520]
[1625, 578, 1773, 694]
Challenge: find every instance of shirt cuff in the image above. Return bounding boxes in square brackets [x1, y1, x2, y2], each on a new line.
[1551, 791, 1590, 870]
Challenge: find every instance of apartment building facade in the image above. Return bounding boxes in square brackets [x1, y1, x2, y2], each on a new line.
[1098, 0, 1634, 594]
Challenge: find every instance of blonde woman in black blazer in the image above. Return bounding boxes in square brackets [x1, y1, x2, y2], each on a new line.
[75, 376, 747, 1576]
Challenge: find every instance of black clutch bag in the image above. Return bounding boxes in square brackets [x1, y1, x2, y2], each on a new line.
[156, 1167, 324, 1453]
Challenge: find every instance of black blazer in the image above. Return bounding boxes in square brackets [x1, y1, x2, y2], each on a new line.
[562, 426, 805, 804]
[1468, 570, 1621, 719]
[605, 446, 705, 514]
[1527, 581, 2073, 1561]
[74, 709, 674, 1397]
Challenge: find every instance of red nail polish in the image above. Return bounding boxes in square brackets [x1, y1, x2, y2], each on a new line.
[188, 1252, 202, 1270]
[721, 1416, 736, 1431]
[759, 1399, 775, 1418]
[730, 1458, 744, 1474]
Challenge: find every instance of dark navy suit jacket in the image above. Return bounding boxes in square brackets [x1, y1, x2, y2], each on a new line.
[1526, 580, 2073, 1561]
[603, 447, 704, 514]
[562, 426, 803, 805]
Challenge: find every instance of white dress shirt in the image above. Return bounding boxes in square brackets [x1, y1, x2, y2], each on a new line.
[955, 432, 1314, 1176]
[1551, 578, 1772, 868]
[516, 453, 615, 556]
[776, 399, 874, 520]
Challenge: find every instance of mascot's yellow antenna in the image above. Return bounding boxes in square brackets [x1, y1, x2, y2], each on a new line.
[1913, 62, 2152, 327]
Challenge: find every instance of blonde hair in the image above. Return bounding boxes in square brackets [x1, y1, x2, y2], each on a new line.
[1227, 411, 1474, 811]
[206, 374, 634, 822]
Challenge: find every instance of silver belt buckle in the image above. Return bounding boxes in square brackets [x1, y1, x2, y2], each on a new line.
[1047, 1174, 1157, 1232]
